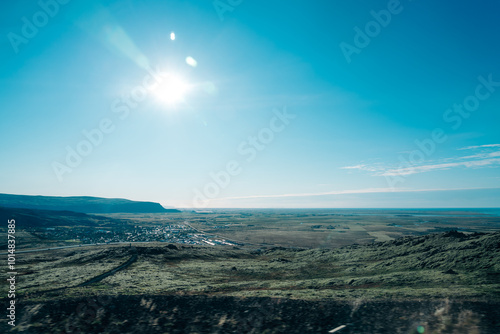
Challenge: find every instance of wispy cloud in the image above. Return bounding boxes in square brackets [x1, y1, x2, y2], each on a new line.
[342, 144, 500, 177]
[209, 186, 498, 202]
[381, 158, 500, 176]
[340, 164, 382, 172]
[216, 187, 395, 200]
[340, 164, 366, 170]
[458, 144, 500, 150]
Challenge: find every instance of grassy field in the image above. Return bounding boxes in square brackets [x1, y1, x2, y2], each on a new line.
[10, 230, 500, 301]
[1, 230, 499, 333]
[1, 209, 499, 333]
[177, 208, 500, 248]
[3, 208, 498, 250]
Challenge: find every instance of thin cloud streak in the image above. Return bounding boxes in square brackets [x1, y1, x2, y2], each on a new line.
[210, 187, 500, 202]
[342, 144, 500, 177]
[382, 158, 500, 176]
[458, 144, 500, 150]
[340, 164, 381, 172]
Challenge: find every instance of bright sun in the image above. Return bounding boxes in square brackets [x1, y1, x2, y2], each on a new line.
[154, 74, 188, 105]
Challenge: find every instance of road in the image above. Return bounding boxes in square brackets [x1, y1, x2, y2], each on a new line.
[0, 242, 137, 255]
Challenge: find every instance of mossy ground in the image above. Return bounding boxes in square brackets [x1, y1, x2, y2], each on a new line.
[1, 231, 499, 333]
[7, 231, 499, 302]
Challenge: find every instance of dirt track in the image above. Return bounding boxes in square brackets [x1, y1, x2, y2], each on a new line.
[78, 253, 138, 287]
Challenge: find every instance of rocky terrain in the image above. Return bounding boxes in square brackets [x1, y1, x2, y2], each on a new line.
[1, 231, 499, 333]
[9, 295, 500, 333]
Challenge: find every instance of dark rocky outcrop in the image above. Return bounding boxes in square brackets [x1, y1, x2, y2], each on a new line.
[4, 295, 500, 333]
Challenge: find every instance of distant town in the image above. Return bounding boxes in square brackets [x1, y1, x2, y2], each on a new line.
[27, 223, 241, 247]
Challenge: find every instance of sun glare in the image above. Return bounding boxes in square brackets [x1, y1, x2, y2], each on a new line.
[154, 74, 188, 105]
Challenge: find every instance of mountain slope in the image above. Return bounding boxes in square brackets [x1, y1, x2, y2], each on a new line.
[2, 231, 500, 333]
[0, 193, 179, 213]
[0, 206, 112, 227]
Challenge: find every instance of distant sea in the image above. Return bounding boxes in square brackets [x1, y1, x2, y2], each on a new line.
[350, 208, 500, 217]
[477, 208, 500, 216]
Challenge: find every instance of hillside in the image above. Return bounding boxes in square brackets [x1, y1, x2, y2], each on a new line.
[0, 206, 115, 227]
[0, 193, 179, 213]
[2, 231, 499, 333]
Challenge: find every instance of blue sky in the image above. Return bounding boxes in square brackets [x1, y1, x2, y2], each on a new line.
[1, 0, 500, 208]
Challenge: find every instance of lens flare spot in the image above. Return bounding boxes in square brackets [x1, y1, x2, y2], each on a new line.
[186, 56, 197, 67]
